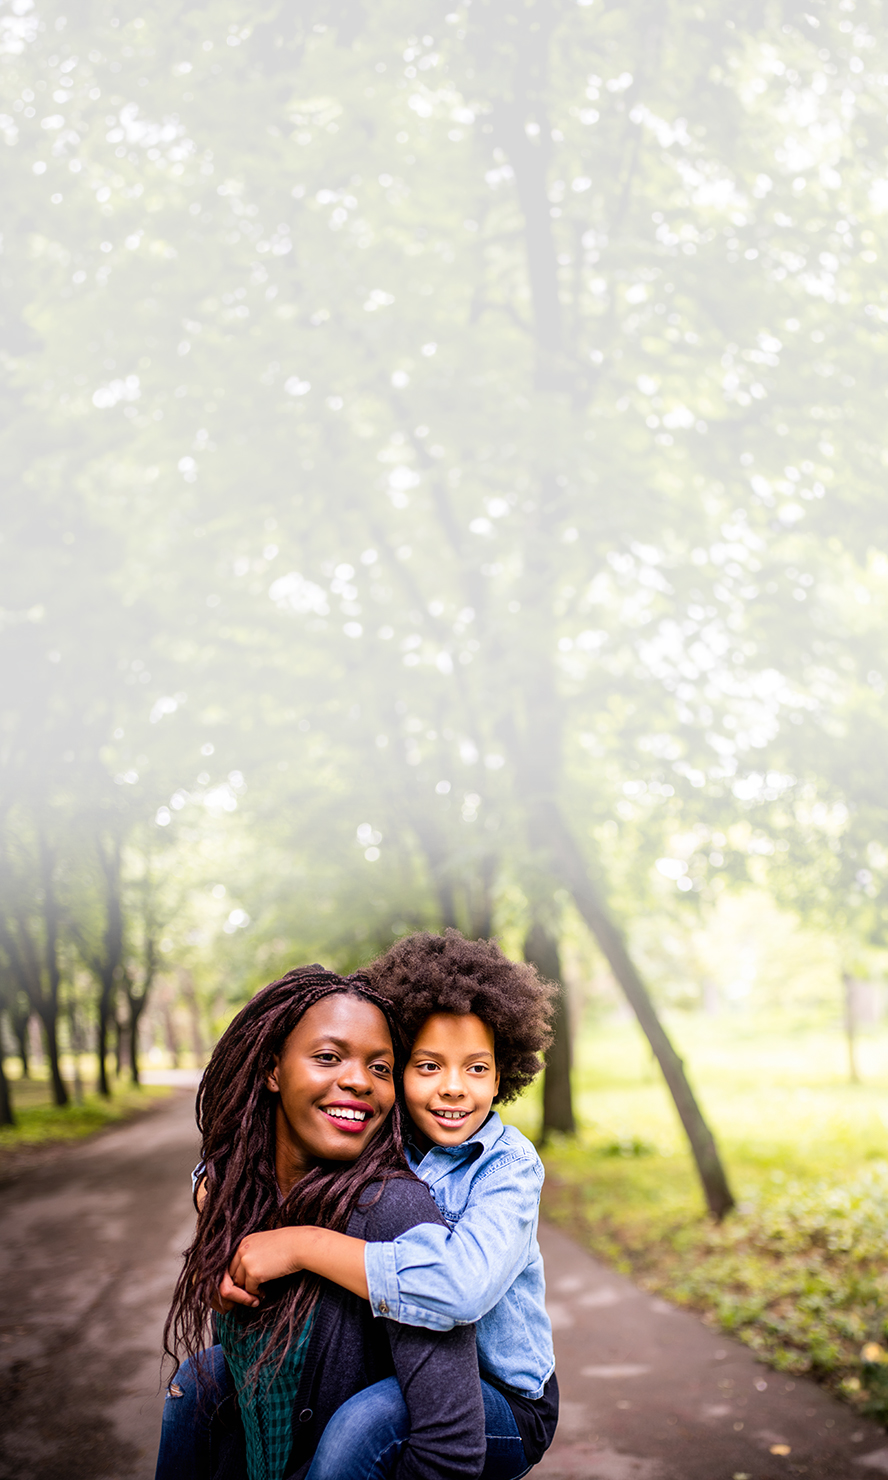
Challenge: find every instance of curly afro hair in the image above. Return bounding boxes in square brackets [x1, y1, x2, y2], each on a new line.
[366, 928, 557, 1104]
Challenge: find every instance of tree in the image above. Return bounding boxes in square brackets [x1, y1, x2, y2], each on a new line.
[4, 0, 888, 1218]
[0, 822, 68, 1106]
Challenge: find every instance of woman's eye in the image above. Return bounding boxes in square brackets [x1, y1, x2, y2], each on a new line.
[315, 1052, 339, 1064]
[371, 1062, 392, 1076]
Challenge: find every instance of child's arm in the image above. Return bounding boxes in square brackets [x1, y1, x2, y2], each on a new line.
[295, 1152, 544, 1329]
[226, 1227, 369, 1301]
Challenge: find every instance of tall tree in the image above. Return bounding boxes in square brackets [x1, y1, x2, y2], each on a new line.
[0, 825, 68, 1107]
[3, 0, 888, 1217]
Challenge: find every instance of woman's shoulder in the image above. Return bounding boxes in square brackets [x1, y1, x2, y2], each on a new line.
[349, 1171, 445, 1241]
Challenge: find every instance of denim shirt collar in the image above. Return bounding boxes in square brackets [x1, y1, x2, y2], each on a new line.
[405, 1109, 504, 1176]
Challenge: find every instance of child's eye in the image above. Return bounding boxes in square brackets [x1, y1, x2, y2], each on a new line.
[467, 1064, 489, 1075]
[416, 1061, 440, 1073]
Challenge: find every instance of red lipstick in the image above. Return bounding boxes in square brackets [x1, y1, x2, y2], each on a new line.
[320, 1099, 374, 1134]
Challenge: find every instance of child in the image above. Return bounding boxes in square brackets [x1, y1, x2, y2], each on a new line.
[157, 965, 486, 1480]
[225, 931, 559, 1478]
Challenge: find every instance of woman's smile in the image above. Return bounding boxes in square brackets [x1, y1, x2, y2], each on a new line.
[266, 994, 396, 1189]
[320, 1099, 376, 1131]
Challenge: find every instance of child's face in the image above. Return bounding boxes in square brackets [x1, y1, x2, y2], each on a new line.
[403, 1012, 500, 1149]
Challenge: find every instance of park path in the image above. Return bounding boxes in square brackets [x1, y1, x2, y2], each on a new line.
[1, 1090, 887, 1480]
[0, 1088, 200, 1480]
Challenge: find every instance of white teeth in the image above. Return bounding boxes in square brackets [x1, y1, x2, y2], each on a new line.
[325, 1107, 368, 1121]
[435, 1110, 467, 1120]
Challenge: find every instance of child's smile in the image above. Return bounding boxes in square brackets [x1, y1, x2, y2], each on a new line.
[404, 1012, 500, 1150]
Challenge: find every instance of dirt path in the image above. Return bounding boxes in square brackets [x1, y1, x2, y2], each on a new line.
[0, 1089, 200, 1480]
[1, 1090, 886, 1480]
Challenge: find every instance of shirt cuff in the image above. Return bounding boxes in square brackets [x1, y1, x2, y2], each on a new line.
[363, 1242, 457, 1329]
[364, 1240, 401, 1320]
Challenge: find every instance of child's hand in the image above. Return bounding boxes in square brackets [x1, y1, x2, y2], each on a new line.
[210, 1269, 261, 1314]
[228, 1228, 304, 1297]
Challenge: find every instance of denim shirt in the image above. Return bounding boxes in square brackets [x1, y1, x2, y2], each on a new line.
[363, 1111, 555, 1398]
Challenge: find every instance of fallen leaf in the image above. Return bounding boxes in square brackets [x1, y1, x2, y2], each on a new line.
[771, 1444, 791, 1456]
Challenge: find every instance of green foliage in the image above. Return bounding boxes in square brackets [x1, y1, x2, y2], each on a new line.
[3, 0, 888, 1145]
[542, 1151, 888, 1421]
[505, 1015, 888, 1420]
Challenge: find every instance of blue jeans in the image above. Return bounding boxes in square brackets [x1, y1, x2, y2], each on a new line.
[155, 1346, 231, 1480]
[305, 1375, 530, 1480]
[155, 1350, 529, 1480]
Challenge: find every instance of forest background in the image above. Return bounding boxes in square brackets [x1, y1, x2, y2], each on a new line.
[4, 0, 888, 1418]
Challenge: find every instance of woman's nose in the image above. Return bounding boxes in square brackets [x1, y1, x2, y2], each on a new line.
[338, 1059, 373, 1093]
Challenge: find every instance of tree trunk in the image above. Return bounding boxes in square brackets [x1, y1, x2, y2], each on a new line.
[39, 1009, 68, 1108]
[524, 918, 574, 1138]
[0, 1044, 14, 1127]
[12, 1006, 30, 1078]
[95, 836, 124, 1098]
[68, 994, 85, 1105]
[96, 994, 113, 1096]
[128, 1002, 144, 1087]
[0, 841, 67, 1104]
[39, 837, 68, 1107]
[541, 800, 735, 1219]
[162, 1000, 180, 1068]
[115, 1012, 128, 1076]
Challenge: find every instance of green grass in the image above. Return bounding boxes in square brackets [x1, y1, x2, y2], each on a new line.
[501, 1013, 888, 1425]
[0, 1065, 170, 1159]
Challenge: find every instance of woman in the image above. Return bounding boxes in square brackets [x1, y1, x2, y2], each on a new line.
[158, 965, 485, 1480]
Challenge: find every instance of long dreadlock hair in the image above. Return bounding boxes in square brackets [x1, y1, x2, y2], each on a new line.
[163, 965, 413, 1389]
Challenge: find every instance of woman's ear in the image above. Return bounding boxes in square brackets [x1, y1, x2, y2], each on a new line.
[266, 1057, 280, 1093]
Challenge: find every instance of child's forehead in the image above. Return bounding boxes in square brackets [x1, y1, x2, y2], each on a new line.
[411, 1010, 496, 1054]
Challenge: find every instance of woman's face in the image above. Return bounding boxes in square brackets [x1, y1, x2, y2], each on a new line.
[266, 992, 396, 1188]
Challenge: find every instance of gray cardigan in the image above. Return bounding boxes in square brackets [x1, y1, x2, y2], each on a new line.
[212, 1174, 486, 1480]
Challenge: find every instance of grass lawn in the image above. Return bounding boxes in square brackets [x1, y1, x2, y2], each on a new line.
[502, 1012, 888, 1425]
[0, 1061, 170, 1161]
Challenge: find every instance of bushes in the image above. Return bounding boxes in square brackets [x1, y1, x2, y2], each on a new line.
[541, 1138, 888, 1424]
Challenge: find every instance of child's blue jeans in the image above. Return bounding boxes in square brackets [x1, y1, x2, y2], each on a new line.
[155, 1346, 530, 1480]
[304, 1374, 530, 1480]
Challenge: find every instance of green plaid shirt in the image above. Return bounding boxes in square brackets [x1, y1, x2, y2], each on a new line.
[216, 1309, 315, 1480]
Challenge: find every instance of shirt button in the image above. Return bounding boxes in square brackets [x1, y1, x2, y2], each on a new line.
[377, 1300, 390, 1314]
[299, 1409, 313, 1423]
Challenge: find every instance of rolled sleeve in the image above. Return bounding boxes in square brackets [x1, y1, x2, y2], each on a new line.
[365, 1234, 457, 1329]
[363, 1153, 542, 1331]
